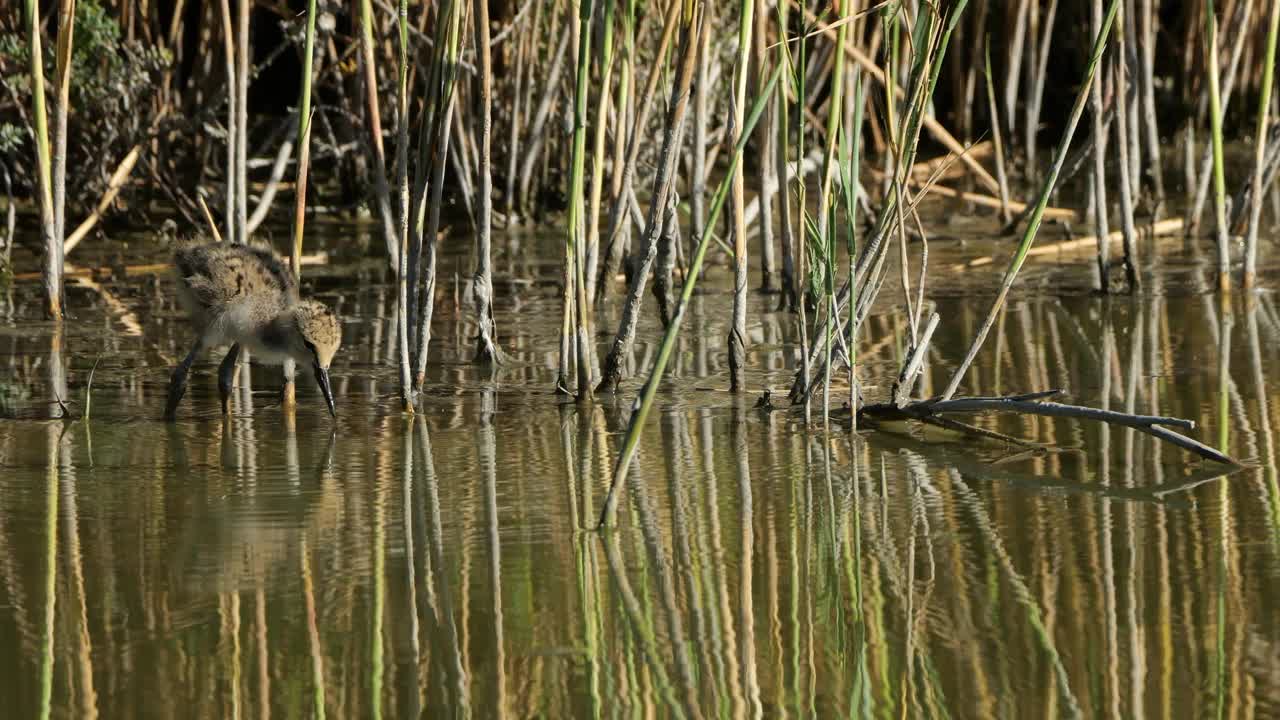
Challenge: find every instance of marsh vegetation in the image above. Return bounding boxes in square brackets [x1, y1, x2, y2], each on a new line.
[2, 0, 1280, 716]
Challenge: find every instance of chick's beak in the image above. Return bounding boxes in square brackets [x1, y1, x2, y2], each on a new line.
[314, 362, 336, 417]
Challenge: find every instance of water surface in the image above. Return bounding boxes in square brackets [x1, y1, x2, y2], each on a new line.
[1, 221, 1279, 718]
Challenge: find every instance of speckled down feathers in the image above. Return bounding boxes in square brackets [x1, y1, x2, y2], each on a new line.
[173, 242, 297, 322]
[171, 241, 340, 368]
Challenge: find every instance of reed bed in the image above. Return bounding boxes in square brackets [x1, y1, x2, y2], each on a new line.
[3, 1, 1275, 474]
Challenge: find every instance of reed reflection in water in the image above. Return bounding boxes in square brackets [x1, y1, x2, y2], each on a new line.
[2, 268, 1280, 718]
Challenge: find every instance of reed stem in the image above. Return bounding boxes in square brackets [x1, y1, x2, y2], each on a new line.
[283, 0, 319, 410]
[1244, 0, 1280, 289]
[472, 0, 501, 364]
[25, 0, 60, 318]
[727, 0, 756, 393]
[1206, 0, 1231, 292]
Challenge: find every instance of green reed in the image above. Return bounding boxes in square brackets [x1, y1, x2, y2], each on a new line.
[283, 0, 319, 409]
[25, 0, 59, 318]
[727, 0, 755, 393]
[1244, 0, 1280, 288]
[1206, 0, 1230, 292]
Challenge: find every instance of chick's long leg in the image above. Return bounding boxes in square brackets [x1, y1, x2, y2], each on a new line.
[218, 343, 242, 415]
[164, 336, 207, 420]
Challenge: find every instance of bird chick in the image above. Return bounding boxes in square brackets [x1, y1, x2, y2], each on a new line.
[164, 241, 341, 419]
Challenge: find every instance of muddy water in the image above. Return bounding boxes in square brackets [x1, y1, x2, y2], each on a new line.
[1, 221, 1279, 718]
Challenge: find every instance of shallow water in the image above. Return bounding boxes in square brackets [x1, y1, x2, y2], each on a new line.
[2, 219, 1280, 718]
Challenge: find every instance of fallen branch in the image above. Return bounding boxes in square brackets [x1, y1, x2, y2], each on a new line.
[954, 217, 1185, 270]
[62, 142, 142, 255]
[863, 163, 1078, 225]
[920, 182, 1078, 221]
[64, 107, 170, 255]
[860, 390, 1236, 465]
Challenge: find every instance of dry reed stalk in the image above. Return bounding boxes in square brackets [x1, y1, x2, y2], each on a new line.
[753, 0, 777, 294]
[603, 0, 638, 301]
[954, 217, 1185, 270]
[595, 2, 699, 394]
[583, 0, 618, 304]
[1123, 0, 1142, 197]
[472, 0, 502, 364]
[236, 0, 249, 242]
[774, 0, 798, 312]
[217, 0, 236, 242]
[1112, 5, 1140, 291]
[357, 0, 400, 266]
[1025, 0, 1057, 177]
[1206, 0, 1231, 291]
[245, 137, 295, 235]
[595, 0, 683, 301]
[984, 44, 1011, 222]
[727, 0, 756, 393]
[502, 4, 532, 224]
[1139, 0, 1164, 205]
[1005, 0, 1030, 138]
[1090, 0, 1112, 293]
[691, 3, 712, 251]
